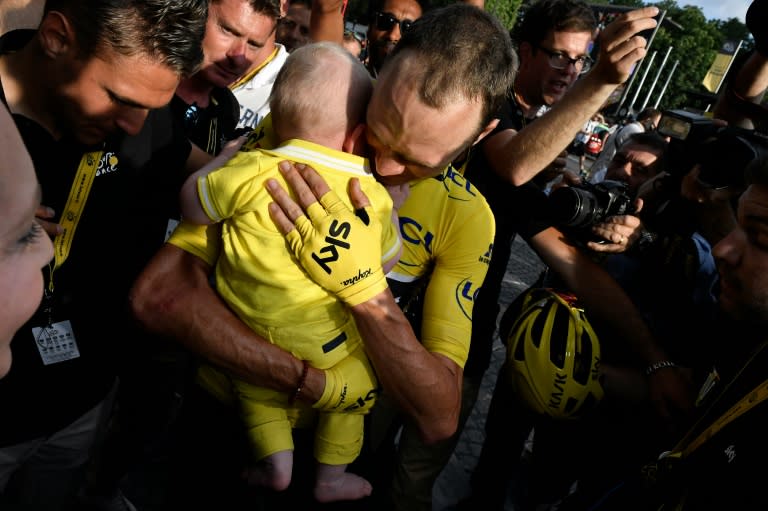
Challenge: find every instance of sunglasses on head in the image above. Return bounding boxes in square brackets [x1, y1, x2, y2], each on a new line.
[375, 11, 413, 33]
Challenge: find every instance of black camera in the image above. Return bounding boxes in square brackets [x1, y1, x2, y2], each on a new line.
[548, 179, 634, 232]
[657, 109, 768, 188]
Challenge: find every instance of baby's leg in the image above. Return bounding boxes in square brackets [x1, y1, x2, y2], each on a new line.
[313, 347, 377, 502]
[242, 449, 293, 492]
[314, 463, 372, 503]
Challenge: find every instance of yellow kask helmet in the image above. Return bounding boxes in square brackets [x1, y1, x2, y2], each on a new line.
[501, 287, 604, 419]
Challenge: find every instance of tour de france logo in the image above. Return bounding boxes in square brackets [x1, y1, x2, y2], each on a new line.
[95, 151, 119, 177]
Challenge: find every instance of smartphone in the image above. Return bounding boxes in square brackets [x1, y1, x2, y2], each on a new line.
[589, 5, 665, 57]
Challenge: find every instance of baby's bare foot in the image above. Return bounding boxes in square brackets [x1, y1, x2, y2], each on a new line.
[314, 473, 373, 503]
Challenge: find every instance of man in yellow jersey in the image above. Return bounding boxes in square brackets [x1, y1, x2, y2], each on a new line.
[130, 3, 663, 509]
[131, 5, 508, 508]
[268, 4, 692, 510]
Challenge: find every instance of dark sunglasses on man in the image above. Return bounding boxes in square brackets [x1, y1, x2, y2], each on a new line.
[374, 11, 414, 33]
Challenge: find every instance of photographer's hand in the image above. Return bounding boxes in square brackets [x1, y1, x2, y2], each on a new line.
[589, 7, 659, 85]
[587, 198, 644, 253]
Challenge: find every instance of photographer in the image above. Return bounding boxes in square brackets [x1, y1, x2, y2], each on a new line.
[557, 117, 764, 360]
[569, 154, 768, 509]
[622, 111, 768, 304]
[461, 138, 694, 511]
[485, 3, 768, 507]
[550, 131, 668, 255]
[568, 4, 768, 507]
[470, 127, 753, 510]
[551, 107, 768, 510]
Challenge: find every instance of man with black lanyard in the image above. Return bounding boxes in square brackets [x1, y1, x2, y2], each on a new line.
[581, 155, 768, 510]
[0, 1, 211, 509]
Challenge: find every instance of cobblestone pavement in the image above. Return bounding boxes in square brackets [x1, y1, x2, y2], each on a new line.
[433, 235, 546, 510]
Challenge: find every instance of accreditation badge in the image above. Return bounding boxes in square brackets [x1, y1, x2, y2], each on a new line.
[31, 320, 81, 365]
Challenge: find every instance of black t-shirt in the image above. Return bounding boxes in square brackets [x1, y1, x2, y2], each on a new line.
[674, 333, 768, 510]
[464, 92, 554, 242]
[606, 321, 768, 511]
[0, 30, 192, 445]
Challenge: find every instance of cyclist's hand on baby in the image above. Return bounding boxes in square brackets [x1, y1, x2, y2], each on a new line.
[267, 161, 388, 306]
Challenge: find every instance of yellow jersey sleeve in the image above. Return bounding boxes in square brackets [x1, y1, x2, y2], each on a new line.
[167, 221, 222, 267]
[419, 197, 494, 367]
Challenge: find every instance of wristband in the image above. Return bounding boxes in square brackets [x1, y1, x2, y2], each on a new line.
[289, 360, 310, 404]
[645, 360, 678, 377]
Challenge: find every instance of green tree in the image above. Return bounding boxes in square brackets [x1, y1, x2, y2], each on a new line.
[486, 0, 524, 30]
[612, 0, 750, 113]
[714, 17, 753, 53]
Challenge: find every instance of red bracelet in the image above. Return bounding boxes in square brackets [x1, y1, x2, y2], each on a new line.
[289, 360, 310, 404]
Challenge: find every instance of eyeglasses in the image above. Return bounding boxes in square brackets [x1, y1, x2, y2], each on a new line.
[374, 11, 414, 33]
[534, 44, 593, 74]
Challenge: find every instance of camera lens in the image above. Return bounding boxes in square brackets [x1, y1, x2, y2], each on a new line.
[549, 186, 601, 229]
